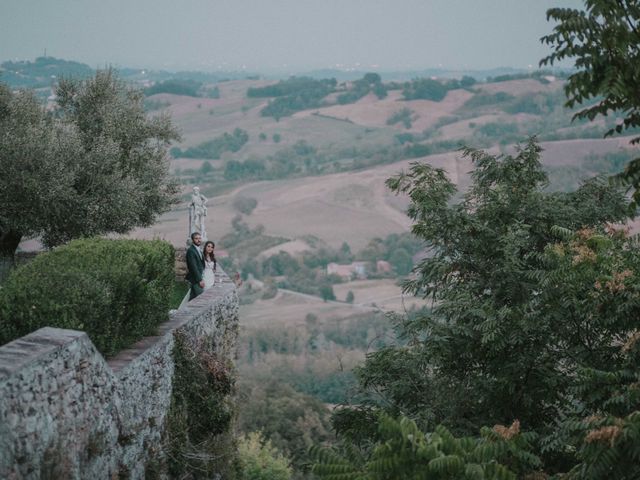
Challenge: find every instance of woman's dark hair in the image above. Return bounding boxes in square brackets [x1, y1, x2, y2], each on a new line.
[203, 241, 217, 268]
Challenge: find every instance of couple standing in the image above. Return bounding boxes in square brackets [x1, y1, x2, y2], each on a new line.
[186, 232, 217, 300]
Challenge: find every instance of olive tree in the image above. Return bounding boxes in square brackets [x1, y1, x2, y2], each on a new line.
[0, 69, 180, 258]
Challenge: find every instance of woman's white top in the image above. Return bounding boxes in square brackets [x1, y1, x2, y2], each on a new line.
[203, 259, 216, 289]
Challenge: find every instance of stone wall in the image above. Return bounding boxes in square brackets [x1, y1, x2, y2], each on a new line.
[0, 271, 239, 479]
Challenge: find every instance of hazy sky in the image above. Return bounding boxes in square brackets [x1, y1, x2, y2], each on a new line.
[1, 0, 583, 72]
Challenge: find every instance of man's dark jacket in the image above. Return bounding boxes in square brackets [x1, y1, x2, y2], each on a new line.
[186, 244, 205, 299]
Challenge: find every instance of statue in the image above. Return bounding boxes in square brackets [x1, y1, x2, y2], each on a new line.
[189, 186, 208, 242]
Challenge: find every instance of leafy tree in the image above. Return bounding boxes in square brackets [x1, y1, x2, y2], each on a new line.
[320, 284, 336, 302]
[238, 380, 333, 476]
[233, 196, 258, 215]
[388, 248, 412, 275]
[362, 73, 382, 85]
[386, 108, 413, 129]
[345, 290, 355, 304]
[249, 77, 337, 119]
[175, 128, 248, 159]
[0, 70, 179, 257]
[199, 160, 213, 176]
[238, 431, 292, 480]
[532, 225, 640, 476]
[312, 413, 541, 479]
[346, 139, 630, 442]
[541, 0, 640, 204]
[144, 79, 202, 97]
[262, 251, 300, 277]
[460, 75, 477, 88]
[402, 78, 448, 101]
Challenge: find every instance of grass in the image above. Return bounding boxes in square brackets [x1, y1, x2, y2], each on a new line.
[170, 281, 190, 309]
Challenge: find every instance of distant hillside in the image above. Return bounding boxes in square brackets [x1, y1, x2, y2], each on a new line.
[0, 56, 93, 88]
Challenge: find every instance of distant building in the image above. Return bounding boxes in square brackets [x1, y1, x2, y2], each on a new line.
[327, 261, 368, 281]
[376, 260, 392, 273]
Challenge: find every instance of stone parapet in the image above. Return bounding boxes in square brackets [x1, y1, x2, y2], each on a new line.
[0, 270, 238, 479]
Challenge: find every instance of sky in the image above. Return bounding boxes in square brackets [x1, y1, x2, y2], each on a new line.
[1, 0, 584, 73]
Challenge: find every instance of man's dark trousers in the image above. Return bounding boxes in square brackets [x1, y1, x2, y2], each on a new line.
[185, 243, 205, 300]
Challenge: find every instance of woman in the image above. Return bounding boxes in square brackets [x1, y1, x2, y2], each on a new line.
[202, 240, 217, 289]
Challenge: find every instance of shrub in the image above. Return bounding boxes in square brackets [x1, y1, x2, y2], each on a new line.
[0, 238, 175, 356]
[174, 128, 249, 159]
[145, 79, 202, 97]
[386, 108, 413, 129]
[402, 78, 448, 101]
[238, 431, 292, 480]
[232, 196, 258, 215]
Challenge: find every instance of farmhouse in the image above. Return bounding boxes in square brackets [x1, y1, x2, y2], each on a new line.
[327, 261, 368, 281]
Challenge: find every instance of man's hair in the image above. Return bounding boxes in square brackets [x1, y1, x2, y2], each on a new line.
[191, 232, 201, 241]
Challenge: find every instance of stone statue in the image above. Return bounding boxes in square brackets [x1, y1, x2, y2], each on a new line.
[189, 186, 208, 241]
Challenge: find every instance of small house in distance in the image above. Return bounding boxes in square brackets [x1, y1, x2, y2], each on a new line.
[376, 260, 392, 274]
[327, 261, 368, 281]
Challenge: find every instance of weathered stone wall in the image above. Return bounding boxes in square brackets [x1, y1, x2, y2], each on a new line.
[174, 247, 188, 282]
[0, 271, 238, 479]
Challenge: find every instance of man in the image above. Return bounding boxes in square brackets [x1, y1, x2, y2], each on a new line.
[186, 232, 205, 300]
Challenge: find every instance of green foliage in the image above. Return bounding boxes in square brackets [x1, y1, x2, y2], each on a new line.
[386, 108, 413, 129]
[143, 98, 170, 112]
[394, 133, 416, 145]
[248, 77, 337, 119]
[223, 140, 319, 181]
[388, 248, 412, 275]
[0, 238, 174, 356]
[199, 160, 214, 176]
[232, 196, 258, 215]
[237, 380, 333, 475]
[174, 128, 249, 159]
[346, 290, 355, 304]
[502, 92, 560, 115]
[583, 150, 637, 175]
[358, 232, 423, 266]
[205, 85, 220, 98]
[312, 413, 541, 479]
[462, 92, 515, 110]
[238, 432, 292, 480]
[247, 77, 336, 98]
[337, 73, 386, 105]
[563, 339, 640, 479]
[350, 139, 630, 440]
[0, 70, 180, 255]
[220, 215, 288, 261]
[326, 137, 640, 476]
[169, 281, 190, 310]
[474, 121, 520, 143]
[166, 331, 238, 478]
[320, 284, 336, 302]
[239, 311, 392, 404]
[541, 1, 640, 204]
[262, 251, 300, 277]
[460, 75, 477, 88]
[0, 56, 93, 88]
[144, 79, 202, 97]
[402, 78, 448, 101]
[533, 226, 640, 476]
[486, 71, 560, 83]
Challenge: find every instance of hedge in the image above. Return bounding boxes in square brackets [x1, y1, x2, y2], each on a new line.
[0, 238, 175, 357]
